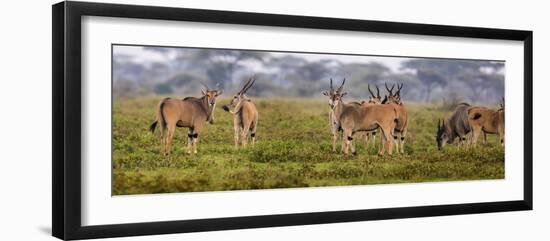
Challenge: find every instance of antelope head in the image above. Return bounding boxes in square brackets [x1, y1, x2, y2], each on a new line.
[200, 81, 223, 107]
[436, 119, 451, 150]
[322, 78, 347, 109]
[367, 84, 382, 104]
[223, 78, 255, 114]
[200, 81, 223, 124]
[385, 83, 403, 104]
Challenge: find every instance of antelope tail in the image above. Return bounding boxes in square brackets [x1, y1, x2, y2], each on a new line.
[150, 100, 167, 134]
[149, 121, 158, 133]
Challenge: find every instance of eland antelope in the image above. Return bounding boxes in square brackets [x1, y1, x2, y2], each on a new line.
[222, 78, 259, 147]
[467, 99, 505, 146]
[149, 82, 222, 155]
[362, 84, 383, 148]
[436, 103, 472, 150]
[382, 83, 409, 154]
[331, 79, 399, 155]
[322, 78, 363, 152]
[322, 78, 348, 152]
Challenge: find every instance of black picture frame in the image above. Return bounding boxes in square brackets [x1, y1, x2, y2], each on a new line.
[52, 1, 533, 240]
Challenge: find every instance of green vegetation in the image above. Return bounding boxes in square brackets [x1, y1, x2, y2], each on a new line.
[112, 97, 504, 195]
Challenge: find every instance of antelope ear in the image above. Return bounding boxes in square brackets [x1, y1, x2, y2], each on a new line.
[201, 89, 207, 95]
[322, 90, 329, 96]
[216, 90, 223, 96]
[340, 92, 348, 97]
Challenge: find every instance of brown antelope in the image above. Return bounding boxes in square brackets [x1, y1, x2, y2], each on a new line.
[436, 103, 472, 150]
[222, 78, 259, 147]
[362, 84, 383, 148]
[330, 79, 398, 155]
[149, 82, 222, 155]
[382, 83, 409, 154]
[467, 99, 505, 146]
[322, 78, 348, 152]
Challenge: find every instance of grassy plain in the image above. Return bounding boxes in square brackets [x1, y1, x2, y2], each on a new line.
[112, 97, 504, 195]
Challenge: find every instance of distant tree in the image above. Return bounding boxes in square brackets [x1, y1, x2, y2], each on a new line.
[192, 49, 266, 90]
[290, 61, 335, 96]
[416, 70, 447, 102]
[154, 83, 173, 94]
[401, 59, 504, 103]
[113, 79, 138, 98]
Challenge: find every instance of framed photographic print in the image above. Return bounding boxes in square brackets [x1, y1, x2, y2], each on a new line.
[52, 1, 533, 240]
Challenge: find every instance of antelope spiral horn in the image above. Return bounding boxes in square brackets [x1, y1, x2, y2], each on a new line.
[368, 84, 375, 97]
[337, 78, 346, 92]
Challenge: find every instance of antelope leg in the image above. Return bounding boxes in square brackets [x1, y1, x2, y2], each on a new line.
[393, 133, 399, 154]
[234, 127, 241, 147]
[187, 130, 193, 154]
[372, 131, 377, 149]
[342, 130, 353, 155]
[250, 121, 257, 146]
[250, 130, 256, 146]
[365, 132, 369, 148]
[333, 132, 338, 153]
[471, 127, 481, 147]
[378, 133, 386, 155]
[241, 129, 249, 148]
[379, 133, 385, 155]
[159, 126, 165, 155]
[193, 136, 198, 154]
[400, 130, 406, 154]
[386, 129, 394, 156]
[350, 133, 357, 155]
[331, 120, 338, 152]
[166, 125, 175, 155]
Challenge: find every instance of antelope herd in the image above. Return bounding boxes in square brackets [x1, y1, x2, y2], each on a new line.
[436, 98, 505, 150]
[150, 77, 505, 156]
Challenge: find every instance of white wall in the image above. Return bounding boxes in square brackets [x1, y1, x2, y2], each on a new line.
[0, 0, 546, 240]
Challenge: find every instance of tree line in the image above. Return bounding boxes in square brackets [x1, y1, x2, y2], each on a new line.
[113, 46, 504, 104]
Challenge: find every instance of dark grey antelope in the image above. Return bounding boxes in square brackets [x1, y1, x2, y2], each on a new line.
[149, 82, 222, 155]
[222, 78, 259, 147]
[382, 83, 409, 154]
[436, 103, 472, 150]
[330, 79, 399, 155]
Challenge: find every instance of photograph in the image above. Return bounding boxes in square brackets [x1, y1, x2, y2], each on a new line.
[112, 44, 505, 195]
[0, 0, 541, 240]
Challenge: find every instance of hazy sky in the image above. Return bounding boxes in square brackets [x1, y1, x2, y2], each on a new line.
[113, 45, 408, 72]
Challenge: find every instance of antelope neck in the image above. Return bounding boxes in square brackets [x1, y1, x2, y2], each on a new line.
[443, 123, 456, 143]
[199, 95, 214, 121]
[332, 99, 345, 117]
[229, 98, 245, 114]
